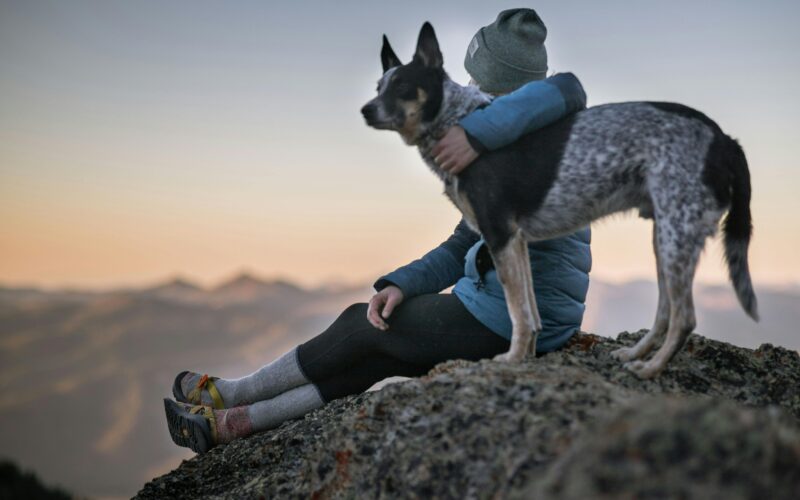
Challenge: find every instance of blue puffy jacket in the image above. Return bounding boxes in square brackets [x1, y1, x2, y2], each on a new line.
[375, 73, 592, 352]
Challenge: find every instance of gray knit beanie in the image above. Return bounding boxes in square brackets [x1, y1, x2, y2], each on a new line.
[464, 8, 548, 93]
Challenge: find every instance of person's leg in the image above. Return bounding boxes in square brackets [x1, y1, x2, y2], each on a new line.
[174, 298, 411, 407]
[177, 294, 506, 407]
[168, 294, 509, 451]
[210, 384, 324, 443]
[254, 351, 431, 422]
[312, 353, 427, 401]
[166, 383, 326, 453]
[297, 294, 510, 401]
[175, 347, 309, 407]
[174, 301, 420, 407]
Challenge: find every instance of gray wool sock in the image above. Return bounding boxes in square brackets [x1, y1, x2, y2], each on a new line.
[247, 383, 325, 433]
[181, 347, 311, 407]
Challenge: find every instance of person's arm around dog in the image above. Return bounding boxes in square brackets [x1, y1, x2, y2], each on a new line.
[434, 72, 587, 174]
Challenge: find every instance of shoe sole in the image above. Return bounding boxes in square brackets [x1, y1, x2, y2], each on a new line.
[172, 370, 189, 403]
[164, 398, 213, 454]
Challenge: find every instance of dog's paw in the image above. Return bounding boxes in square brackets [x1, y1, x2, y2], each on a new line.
[493, 352, 512, 363]
[610, 347, 638, 362]
[493, 351, 524, 363]
[623, 360, 661, 379]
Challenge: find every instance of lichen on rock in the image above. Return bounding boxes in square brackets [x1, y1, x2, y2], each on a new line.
[530, 397, 800, 499]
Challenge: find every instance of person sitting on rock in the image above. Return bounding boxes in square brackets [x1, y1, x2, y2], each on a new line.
[163, 8, 592, 453]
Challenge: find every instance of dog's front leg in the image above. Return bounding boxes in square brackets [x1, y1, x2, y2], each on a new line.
[489, 231, 537, 363]
[515, 232, 542, 339]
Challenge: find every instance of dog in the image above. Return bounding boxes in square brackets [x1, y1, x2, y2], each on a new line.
[361, 22, 758, 378]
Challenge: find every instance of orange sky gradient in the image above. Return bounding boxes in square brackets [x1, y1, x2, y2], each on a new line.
[2, 1, 799, 291]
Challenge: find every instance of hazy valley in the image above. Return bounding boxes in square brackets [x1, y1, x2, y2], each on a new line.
[0, 274, 797, 498]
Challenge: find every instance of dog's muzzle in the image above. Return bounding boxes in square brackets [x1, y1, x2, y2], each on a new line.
[361, 103, 378, 123]
[360, 103, 394, 130]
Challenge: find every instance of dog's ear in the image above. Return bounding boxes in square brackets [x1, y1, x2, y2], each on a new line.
[413, 22, 443, 68]
[381, 35, 402, 73]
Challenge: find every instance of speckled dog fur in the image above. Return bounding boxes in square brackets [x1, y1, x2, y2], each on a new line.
[361, 23, 758, 378]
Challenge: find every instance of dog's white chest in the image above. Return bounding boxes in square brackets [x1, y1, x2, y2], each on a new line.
[445, 178, 479, 231]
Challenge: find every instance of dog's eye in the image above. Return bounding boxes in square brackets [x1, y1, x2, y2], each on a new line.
[395, 83, 416, 99]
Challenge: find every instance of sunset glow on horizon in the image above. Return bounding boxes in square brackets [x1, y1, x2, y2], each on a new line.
[2, 1, 799, 291]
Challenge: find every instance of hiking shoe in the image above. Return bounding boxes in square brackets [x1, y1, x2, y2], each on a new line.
[164, 399, 218, 453]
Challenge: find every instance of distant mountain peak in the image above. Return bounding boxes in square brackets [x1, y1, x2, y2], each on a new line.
[209, 271, 305, 304]
[218, 272, 265, 287]
[214, 272, 301, 292]
[214, 272, 267, 292]
[139, 276, 205, 303]
[153, 276, 203, 291]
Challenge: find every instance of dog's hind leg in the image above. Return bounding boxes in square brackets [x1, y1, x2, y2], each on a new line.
[611, 223, 670, 362]
[624, 215, 710, 378]
[490, 230, 537, 363]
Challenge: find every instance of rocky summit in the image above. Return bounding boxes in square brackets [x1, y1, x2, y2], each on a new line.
[137, 331, 800, 499]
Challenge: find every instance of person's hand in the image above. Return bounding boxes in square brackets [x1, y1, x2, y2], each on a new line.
[432, 125, 479, 175]
[367, 285, 404, 331]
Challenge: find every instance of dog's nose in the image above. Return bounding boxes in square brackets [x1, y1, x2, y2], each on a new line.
[361, 104, 376, 122]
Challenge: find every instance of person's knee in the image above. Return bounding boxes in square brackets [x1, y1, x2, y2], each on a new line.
[319, 302, 382, 358]
[331, 303, 378, 343]
[337, 302, 369, 325]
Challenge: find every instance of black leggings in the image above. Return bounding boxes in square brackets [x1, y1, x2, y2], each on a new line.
[296, 293, 510, 402]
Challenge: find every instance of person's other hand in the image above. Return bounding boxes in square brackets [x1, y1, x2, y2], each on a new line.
[367, 285, 404, 331]
[432, 125, 479, 174]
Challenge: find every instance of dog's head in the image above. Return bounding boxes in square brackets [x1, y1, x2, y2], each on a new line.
[360, 22, 446, 145]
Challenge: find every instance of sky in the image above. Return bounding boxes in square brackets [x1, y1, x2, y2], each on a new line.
[1, 0, 799, 290]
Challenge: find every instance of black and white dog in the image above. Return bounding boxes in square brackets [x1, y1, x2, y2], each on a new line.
[361, 23, 758, 378]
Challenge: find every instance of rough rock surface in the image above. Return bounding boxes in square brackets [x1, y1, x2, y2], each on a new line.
[137, 331, 800, 499]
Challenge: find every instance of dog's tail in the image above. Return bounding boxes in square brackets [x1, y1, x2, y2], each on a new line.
[722, 137, 759, 321]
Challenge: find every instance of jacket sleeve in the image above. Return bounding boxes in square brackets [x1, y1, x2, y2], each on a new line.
[373, 218, 479, 297]
[459, 72, 587, 151]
